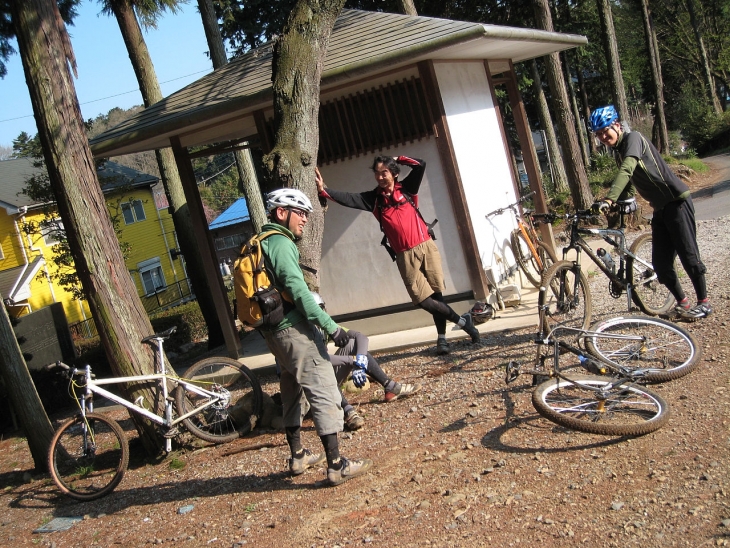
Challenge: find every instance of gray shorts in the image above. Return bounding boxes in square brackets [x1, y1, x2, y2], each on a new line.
[263, 322, 343, 436]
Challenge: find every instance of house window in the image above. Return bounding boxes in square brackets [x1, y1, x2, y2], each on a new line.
[214, 233, 246, 251]
[121, 200, 146, 224]
[41, 218, 65, 246]
[138, 258, 165, 295]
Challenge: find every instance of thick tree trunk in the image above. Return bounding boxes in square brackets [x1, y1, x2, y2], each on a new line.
[596, 0, 629, 120]
[685, 0, 723, 115]
[531, 59, 569, 194]
[12, 0, 162, 455]
[0, 291, 54, 471]
[398, 0, 418, 16]
[533, 0, 593, 209]
[576, 63, 597, 156]
[112, 0, 225, 348]
[197, 0, 267, 233]
[562, 52, 590, 169]
[640, 0, 669, 153]
[265, 0, 346, 289]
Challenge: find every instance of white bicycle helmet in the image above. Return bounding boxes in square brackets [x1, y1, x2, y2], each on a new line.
[266, 188, 314, 214]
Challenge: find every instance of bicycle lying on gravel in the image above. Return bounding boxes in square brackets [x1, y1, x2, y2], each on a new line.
[485, 191, 557, 288]
[539, 198, 675, 332]
[46, 326, 263, 501]
[504, 302, 700, 435]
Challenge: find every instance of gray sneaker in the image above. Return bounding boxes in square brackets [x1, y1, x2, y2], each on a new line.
[460, 313, 480, 343]
[289, 449, 325, 476]
[677, 302, 712, 320]
[326, 457, 373, 486]
[344, 409, 365, 431]
[384, 382, 422, 402]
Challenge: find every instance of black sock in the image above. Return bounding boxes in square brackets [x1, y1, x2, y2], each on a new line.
[320, 433, 341, 469]
[286, 426, 302, 457]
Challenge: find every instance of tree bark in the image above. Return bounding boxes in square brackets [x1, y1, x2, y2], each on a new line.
[640, 0, 669, 153]
[265, 0, 346, 289]
[11, 0, 163, 455]
[197, 0, 267, 233]
[562, 52, 590, 169]
[596, 0, 630, 120]
[533, 0, 593, 209]
[398, 0, 418, 16]
[0, 292, 54, 471]
[685, 0, 722, 115]
[576, 62, 597, 155]
[111, 0, 225, 348]
[530, 59, 569, 194]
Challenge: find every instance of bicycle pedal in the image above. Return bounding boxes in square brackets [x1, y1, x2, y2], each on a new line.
[505, 361, 521, 383]
[163, 427, 181, 438]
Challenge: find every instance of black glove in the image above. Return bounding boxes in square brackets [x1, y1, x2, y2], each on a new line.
[591, 200, 610, 214]
[329, 327, 348, 347]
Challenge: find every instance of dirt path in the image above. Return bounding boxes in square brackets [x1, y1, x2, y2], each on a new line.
[1, 162, 728, 548]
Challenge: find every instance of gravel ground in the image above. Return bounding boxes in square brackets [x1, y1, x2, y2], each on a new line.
[1, 208, 728, 545]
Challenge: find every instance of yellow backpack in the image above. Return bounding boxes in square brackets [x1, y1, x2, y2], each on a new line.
[233, 231, 292, 327]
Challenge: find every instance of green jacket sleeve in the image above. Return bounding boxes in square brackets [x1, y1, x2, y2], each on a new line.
[263, 226, 339, 335]
[606, 156, 638, 203]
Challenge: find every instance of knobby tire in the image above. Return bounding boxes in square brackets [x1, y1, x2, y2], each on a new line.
[48, 413, 129, 501]
[176, 357, 263, 444]
[532, 374, 670, 436]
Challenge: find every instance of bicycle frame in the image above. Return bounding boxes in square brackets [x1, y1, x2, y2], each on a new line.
[560, 208, 656, 312]
[70, 336, 232, 452]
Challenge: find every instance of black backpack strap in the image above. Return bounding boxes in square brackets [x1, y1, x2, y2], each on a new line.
[401, 192, 438, 241]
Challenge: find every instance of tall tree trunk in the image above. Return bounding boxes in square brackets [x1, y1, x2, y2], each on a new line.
[398, 0, 417, 16]
[640, 0, 669, 153]
[111, 0, 224, 348]
[533, 0, 593, 209]
[685, 0, 722, 115]
[12, 0, 163, 456]
[562, 52, 590, 169]
[596, 0, 630, 120]
[576, 63, 597, 155]
[0, 291, 54, 471]
[531, 59, 569, 194]
[265, 0, 346, 289]
[197, 0, 267, 233]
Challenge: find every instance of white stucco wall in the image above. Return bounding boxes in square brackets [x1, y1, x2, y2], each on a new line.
[433, 61, 520, 280]
[318, 139, 471, 316]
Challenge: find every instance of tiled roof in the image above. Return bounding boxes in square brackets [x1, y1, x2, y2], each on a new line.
[89, 9, 587, 157]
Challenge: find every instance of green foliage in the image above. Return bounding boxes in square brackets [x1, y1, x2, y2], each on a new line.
[587, 152, 618, 190]
[673, 83, 727, 149]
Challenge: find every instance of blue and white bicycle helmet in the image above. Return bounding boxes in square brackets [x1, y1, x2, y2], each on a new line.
[590, 105, 619, 132]
[265, 188, 314, 214]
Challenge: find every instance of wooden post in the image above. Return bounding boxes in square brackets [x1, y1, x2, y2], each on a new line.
[170, 137, 240, 358]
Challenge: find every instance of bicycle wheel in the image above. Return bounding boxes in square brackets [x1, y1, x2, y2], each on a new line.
[584, 315, 701, 382]
[176, 357, 263, 444]
[628, 233, 675, 316]
[511, 231, 557, 288]
[48, 413, 129, 501]
[539, 260, 593, 334]
[532, 374, 669, 436]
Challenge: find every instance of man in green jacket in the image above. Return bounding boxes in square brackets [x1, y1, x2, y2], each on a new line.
[259, 188, 372, 487]
[590, 105, 711, 320]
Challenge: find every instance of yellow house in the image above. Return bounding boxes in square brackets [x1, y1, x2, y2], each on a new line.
[0, 158, 189, 333]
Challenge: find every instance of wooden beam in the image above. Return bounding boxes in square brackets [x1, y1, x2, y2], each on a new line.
[417, 60, 489, 301]
[169, 136, 241, 358]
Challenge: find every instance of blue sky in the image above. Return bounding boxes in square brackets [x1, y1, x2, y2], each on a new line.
[0, 2, 216, 148]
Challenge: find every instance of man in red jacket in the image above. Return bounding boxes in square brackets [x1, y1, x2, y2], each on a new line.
[316, 155, 480, 355]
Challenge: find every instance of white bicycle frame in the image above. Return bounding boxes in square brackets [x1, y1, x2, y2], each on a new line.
[74, 336, 230, 452]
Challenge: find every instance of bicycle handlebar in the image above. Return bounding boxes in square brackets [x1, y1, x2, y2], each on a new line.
[485, 190, 536, 218]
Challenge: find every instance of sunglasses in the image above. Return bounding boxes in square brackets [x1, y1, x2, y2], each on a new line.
[289, 208, 309, 220]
